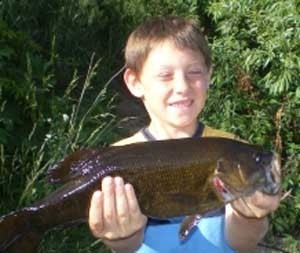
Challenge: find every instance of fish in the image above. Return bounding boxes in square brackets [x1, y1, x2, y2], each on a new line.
[0, 137, 281, 252]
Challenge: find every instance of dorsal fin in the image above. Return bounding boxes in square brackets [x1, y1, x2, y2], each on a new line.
[46, 149, 100, 184]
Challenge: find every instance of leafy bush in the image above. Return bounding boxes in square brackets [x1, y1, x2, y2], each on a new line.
[202, 0, 300, 245]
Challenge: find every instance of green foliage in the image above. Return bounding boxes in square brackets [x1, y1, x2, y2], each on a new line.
[208, 0, 300, 95]
[0, 20, 53, 148]
[0, 55, 116, 205]
[0, 55, 116, 251]
[270, 154, 300, 234]
[40, 225, 110, 253]
[1, 0, 200, 87]
[202, 0, 300, 245]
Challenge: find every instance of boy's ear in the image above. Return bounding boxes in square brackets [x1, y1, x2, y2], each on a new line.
[208, 67, 213, 77]
[207, 67, 213, 88]
[123, 68, 144, 98]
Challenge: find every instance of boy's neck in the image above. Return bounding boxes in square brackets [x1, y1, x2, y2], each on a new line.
[147, 121, 199, 140]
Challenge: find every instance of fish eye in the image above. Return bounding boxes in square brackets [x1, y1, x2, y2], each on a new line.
[253, 153, 262, 163]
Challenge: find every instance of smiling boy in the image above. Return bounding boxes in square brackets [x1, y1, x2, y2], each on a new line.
[88, 16, 280, 253]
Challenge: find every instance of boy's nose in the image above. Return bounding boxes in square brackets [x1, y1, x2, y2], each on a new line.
[174, 73, 190, 93]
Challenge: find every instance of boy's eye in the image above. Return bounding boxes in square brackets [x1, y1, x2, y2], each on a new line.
[157, 72, 173, 80]
[187, 70, 203, 76]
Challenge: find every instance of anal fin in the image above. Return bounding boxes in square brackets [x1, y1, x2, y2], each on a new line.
[179, 215, 202, 241]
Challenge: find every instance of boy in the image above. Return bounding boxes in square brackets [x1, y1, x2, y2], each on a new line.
[88, 16, 281, 253]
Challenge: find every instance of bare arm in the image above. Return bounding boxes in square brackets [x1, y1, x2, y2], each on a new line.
[225, 191, 281, 252]
[89, 176, 147, 253]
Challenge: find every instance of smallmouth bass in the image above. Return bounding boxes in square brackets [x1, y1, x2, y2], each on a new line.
[0, 137, 281, 252]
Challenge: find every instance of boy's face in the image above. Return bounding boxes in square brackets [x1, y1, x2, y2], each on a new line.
[126, 40, 211, 130]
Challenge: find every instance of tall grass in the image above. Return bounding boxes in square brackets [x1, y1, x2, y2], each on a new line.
[0, 56, 119, 252]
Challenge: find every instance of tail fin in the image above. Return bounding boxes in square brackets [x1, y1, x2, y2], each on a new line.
[0, 211, 42, 253]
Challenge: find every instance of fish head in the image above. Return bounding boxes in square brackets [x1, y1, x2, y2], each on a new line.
[212, 148, 281, 202]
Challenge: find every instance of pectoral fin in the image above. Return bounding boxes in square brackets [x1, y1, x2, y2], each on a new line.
[179, 215, 202, 240]
[46, 149, 100, 183]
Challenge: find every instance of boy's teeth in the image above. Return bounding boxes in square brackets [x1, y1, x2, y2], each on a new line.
[171, 100, 191, 107]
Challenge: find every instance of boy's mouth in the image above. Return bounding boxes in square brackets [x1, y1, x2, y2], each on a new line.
[169, 99, 193, 108]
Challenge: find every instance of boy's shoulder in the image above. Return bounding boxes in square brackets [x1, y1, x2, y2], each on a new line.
[112, 131, 146, 146]
[112, 125, 239, 147]
[202, 125, 238, 140]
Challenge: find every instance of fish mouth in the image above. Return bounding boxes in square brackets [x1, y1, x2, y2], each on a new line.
[212, 177, 236, 202]
[262, 154, 281, 195]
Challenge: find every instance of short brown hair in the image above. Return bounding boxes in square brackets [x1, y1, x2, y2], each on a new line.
[125, 16, 212, 75]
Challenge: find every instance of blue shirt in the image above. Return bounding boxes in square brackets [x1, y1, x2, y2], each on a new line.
[136, 213, 236, 253]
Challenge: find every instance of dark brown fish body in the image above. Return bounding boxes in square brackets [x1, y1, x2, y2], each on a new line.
[0, 137, 281, 252]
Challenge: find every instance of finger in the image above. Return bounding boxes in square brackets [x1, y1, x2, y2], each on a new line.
[231, 198, 256, 218]
[88, 190, 103, 237]
[125, 183, 141, 215]
[102, 176, 117, 227]
[249, 191, 281, 211]
[115, 177, 130, 227]
[232, 191, 281, 219]
[125, 183, 147, 227]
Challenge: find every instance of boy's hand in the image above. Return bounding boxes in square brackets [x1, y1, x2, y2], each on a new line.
[225, 191, 280, 250]
[88, 176, 147, 243]
[231, 191, 281, 219]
